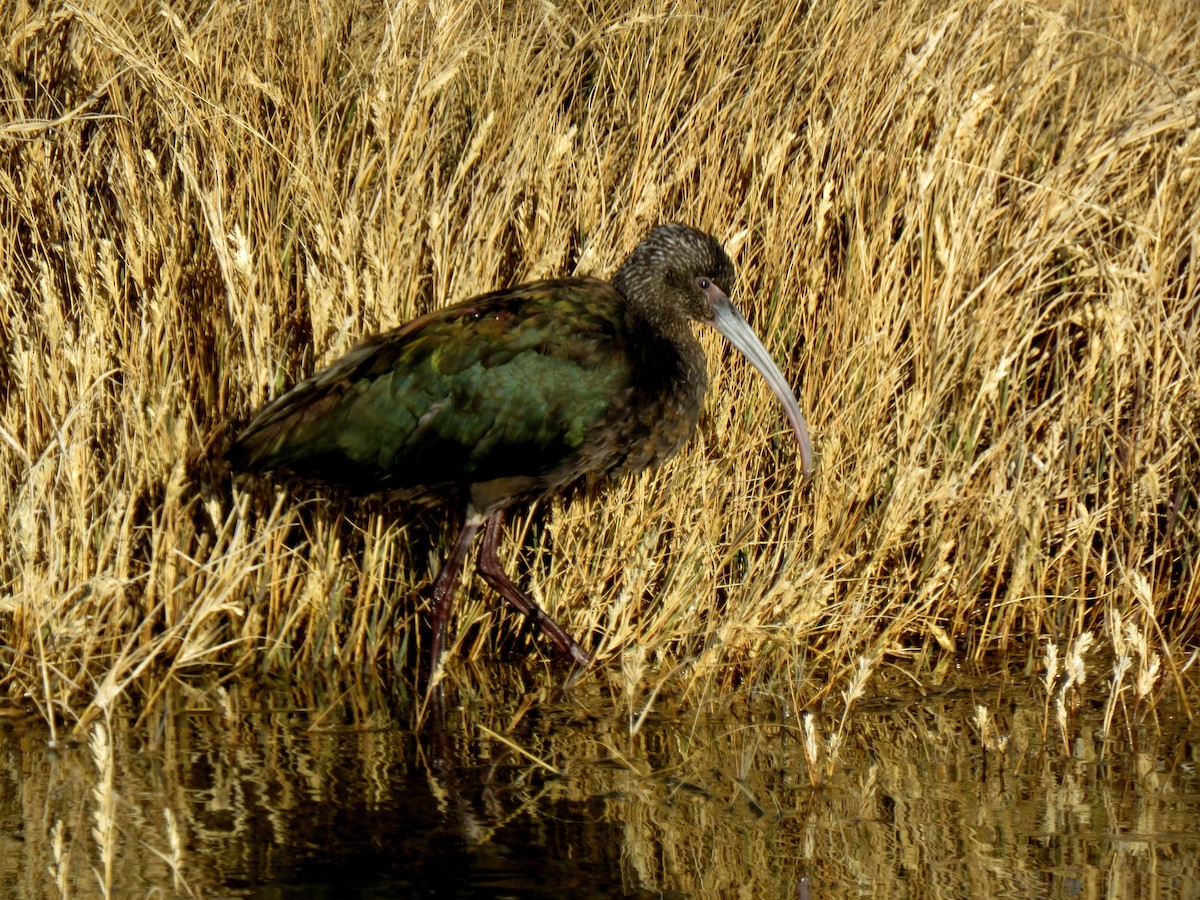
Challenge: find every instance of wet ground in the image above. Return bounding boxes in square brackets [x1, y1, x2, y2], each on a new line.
[1, 671, 1197, 898]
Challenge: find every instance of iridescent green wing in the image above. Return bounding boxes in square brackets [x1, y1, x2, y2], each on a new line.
[229, 278, 636, 492]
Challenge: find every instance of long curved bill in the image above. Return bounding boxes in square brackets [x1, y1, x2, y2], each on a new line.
[709, 294, 814, 479]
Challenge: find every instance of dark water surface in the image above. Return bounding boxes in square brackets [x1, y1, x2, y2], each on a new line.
[1, 672, 1197, 898]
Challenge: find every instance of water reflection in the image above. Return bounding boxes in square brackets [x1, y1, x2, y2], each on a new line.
[0, 673, 1196, 897]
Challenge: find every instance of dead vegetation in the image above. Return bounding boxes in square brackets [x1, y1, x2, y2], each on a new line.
[2, 0, 1198, 733]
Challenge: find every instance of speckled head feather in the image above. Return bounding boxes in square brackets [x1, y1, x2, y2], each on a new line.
[611, 224, 736, 326]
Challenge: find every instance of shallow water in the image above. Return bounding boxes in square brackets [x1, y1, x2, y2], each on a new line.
[1, 672, 1197, 898]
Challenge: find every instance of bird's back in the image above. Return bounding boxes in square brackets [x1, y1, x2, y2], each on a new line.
[227, 278, 705, 511]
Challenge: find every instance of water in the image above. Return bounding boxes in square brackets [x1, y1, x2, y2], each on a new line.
[1, 673, 1197, 898]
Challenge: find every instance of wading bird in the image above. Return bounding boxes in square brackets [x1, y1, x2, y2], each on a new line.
[227, 224, 812, 677]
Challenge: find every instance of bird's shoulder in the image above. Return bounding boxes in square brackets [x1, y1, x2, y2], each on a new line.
[340, 277, 634, 380]
[232, 278, 637, 444]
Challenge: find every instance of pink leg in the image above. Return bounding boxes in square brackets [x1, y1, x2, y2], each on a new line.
[428, 510, 484, 680]
[476, 511, 591, 666]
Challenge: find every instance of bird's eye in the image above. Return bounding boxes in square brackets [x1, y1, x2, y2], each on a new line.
[696, 277, 710, 290]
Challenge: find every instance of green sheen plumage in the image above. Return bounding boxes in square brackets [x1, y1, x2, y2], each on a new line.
[228, 277, 705, 512]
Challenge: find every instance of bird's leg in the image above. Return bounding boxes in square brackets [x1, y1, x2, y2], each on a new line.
[428, 510, 485, 684]
[476, 511, 592, 667]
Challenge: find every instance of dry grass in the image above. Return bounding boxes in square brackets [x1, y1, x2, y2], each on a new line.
[2, 0, 1198, 732]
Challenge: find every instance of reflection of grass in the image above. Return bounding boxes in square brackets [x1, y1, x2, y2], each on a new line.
[6, 677, 1198, 896]
[1, 0, 1198, 738]
[89, 720, 115, 898]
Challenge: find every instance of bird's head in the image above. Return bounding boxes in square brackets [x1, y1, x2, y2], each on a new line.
[612, 223, 736, 325]
[613, 224, 814, 479]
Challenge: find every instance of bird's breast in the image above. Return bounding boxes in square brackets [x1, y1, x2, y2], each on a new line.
[586, 327, 708, 480]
